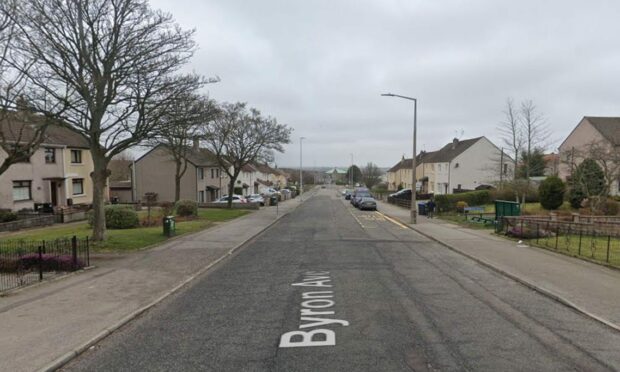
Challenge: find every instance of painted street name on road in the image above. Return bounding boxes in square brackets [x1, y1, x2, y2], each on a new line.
[279, 271, 350, 348]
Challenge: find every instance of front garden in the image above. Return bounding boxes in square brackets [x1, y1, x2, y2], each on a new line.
[0, 200, 249, 252]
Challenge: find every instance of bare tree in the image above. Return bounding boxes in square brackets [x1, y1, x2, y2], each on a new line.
[4, 0, 206, 240]
[0, 1, 58, 176]
[152, 94, 218, 201]
[520, 99, 550, 181]
[362, 162, 382, 189]
[497, 98, 523, 180]
[202, 102, 292, 208]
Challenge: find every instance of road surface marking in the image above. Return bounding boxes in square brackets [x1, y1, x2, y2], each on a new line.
[375, 211, 409, 229]
[279, 271, 350, 348]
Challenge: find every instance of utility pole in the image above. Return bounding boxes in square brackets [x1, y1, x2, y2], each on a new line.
[300, 137, 305, 201]
[381, 93, 418, 224]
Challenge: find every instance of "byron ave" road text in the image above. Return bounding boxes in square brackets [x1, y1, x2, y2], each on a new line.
[279, 271, 350, 348]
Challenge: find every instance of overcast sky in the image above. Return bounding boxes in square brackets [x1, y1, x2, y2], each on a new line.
[150, 0, 620, 168]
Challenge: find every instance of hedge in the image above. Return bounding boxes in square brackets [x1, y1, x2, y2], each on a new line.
[435, 190, 492, 212]
[88, 205, 139, 229]
[175, 199, 197, 217]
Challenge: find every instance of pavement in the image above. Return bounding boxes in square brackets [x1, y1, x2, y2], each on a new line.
[0, 196, 304, 372]
[62, 189, 620, 371]
[376, 199, 620, 332]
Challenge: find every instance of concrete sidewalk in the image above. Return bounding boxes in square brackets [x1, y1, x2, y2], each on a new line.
[377, 200, 620, 332]
[0, 199, 300, 372]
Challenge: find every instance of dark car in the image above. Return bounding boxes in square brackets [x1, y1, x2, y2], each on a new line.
[344, 189, 352, 200]
[389, 188, 412, 200]
[358, 196, 377, 211]
[351, 187, 371, 208]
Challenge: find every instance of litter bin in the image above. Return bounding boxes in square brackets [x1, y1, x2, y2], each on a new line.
[163, 215, 176, 237]
[269, 194, 279, 206]
[417, 203, 427, 216]
[494, 200, 521, 232]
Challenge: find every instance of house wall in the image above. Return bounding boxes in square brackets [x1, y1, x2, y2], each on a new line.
[134, 146, 197, 202]
[558, 118, 607, 180]
[196, 166, 229, 201]
[63, 147, 96, 206]
[0, 146, 65, 210]
[449, 137, 509, 192]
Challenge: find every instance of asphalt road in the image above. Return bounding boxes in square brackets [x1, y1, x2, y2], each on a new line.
[64, 188, 620, 371]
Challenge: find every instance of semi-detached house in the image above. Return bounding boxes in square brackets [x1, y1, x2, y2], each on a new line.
[0, 122, 95, 211]
[133, 144, 230, 203]
[387, 137, 512, 194]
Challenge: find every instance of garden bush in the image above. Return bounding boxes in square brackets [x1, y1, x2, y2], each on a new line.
[434, 190, 491, 212]
[160, 201, 175, 217]
[539, 176, 565, 210]
[88, 205, 139, 229]
[456, 201, 468, 213]
[0, 210, 18, 223]
[175, 199, 198, 217]
[18, 253, 84, 271]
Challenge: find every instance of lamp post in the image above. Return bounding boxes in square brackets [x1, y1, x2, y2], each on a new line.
[299, 137, 305, 201]
[349, 153, 354, 186]
[381, 93, 418, 224]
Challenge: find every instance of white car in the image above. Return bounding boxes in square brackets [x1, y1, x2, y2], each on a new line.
[214, 195, 247, 203]
[246, 194, 265, 206]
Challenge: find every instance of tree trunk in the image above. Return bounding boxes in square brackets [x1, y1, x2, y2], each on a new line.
[175, 175, 182, 202]
[90, 154, 110, 241]
[227, 179, 235, 209]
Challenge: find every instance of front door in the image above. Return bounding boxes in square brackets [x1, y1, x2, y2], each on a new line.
[50, 181, 58, 206]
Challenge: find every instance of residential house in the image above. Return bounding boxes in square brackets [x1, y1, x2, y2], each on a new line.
[386, 154, 429, 192]
[422, 137, 512, 194]
[386, 137, 512, 194]
[325, 168, 348, 184]
[0, 122, 95, 211]
[543, 153, 559, 176]
[235, 162, 286, 195]
[133, 144, 229, 203]
[558, 116, 620, 195]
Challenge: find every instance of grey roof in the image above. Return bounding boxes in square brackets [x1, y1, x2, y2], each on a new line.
[423, 137, 482, 163]
[1, 115, 89, 148]
[387, 151, 438, 172]
[184, 147, 221, 167]
[586, 117, 620, 146]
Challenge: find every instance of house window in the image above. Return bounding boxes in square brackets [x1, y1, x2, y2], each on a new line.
[198, 168, 204, 180]
[70, 149, 82, 164]
[44, 147, 56, 163]
[503, 164, 508, 175]
[438, 164, 442, 171]
[72, 178, 84, 195]
[211, 168, 215, 179]
[198, 190, 205, 203]
[217, 169, 220, 178]
[12, 180, 32, 201]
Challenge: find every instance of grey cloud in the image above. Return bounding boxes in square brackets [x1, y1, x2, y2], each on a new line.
[152, 0, 620, 167]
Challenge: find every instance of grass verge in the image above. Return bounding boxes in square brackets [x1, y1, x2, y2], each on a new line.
[0, 208, 250, 252]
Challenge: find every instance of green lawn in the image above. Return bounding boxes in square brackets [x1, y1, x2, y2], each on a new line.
[0, 208, 249, 252]
[530, 232, 620, 268]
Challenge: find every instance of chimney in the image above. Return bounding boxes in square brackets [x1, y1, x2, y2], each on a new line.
[452, 138, 459, 149]
[192, 138, 200, 150]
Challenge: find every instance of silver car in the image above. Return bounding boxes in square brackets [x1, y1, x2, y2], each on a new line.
[358, 196, 377, 211]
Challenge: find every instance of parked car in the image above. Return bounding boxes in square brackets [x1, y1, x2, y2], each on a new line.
[358, 196, 377, 211]
[389, 188, 412, 199]
[246, 194, 265, 206]
[214, 195, 247, 203]
[351, 187, 371, 208]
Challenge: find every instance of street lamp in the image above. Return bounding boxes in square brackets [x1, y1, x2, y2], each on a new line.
[381, 93, 418, 224]
[349, 153, 354, 186]
[299, 137, 306, 201]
